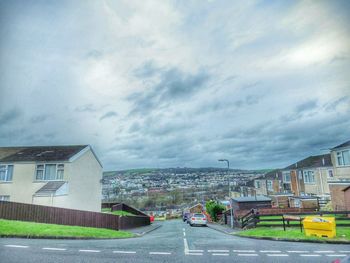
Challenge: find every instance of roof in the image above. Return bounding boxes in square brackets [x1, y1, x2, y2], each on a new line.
[232, 196, 272, 202]
[342, 186, 350, 192]
[34, 181, 66, 196]
[284, 154, 332, 170]
[331, 140, 350, 150]
[255, 169, 282, 180]
[0, 145, 88, 162]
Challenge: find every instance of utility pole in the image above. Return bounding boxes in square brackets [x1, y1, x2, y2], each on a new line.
[218, 159, 234, 228]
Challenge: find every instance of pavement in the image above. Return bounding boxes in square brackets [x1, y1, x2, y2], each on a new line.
[128, 222, 162, 236]
[0, 219, 349, 263]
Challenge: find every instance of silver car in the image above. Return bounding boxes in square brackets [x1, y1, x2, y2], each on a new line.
[189, 213, 207, 226]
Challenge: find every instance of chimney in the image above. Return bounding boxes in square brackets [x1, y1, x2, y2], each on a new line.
[322, 158, 325, 166]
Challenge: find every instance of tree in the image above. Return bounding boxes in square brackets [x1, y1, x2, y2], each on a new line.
[206, 200, 225, 222]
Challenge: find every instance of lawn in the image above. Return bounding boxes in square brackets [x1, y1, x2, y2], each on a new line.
[236, 226, 350, 242]
[0, 219, 134, 239]
[101, 208, 136, 216]
[256, 215, 350, 226]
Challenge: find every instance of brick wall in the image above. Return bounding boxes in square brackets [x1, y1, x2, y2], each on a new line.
[329, 184, 349, 211]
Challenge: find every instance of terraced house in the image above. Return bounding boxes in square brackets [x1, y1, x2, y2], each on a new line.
[0, 145, 103, 212]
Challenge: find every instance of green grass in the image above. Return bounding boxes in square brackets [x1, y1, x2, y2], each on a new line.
[236, 227, 350, 242]
[111, 211, 135, 216]
[0, 219, 134, 239]
[256, 215, 350, 226]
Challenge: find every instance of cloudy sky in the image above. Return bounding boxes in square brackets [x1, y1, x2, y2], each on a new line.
[0, 0, 349, 170]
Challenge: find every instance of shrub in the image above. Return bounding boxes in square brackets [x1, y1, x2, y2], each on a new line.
[206, 200, 225, 222]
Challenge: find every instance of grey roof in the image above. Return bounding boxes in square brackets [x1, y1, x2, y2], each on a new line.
[256, 169, 282, 180]
[0, 145, 88, 162]
[284, 154, 332, 170]
[232, 196, 272, 202]
[34, 181, 66, 196]
[331, 140, 350, 150]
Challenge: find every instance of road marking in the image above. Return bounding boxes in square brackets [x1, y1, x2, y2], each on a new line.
[260, 250, 281, 253]
[5, 245, 29, 248]
[212, 253, 229, 256]
[314, 250, 334, 253]
[189, 250, 204, 252]
[208, 250, 229, 253]
[339, 251, 350, 253]
[184, 238, 189, 254]
[79, 249, 100, 253]
[326, 255, 347, 257]
[149, 252, 171, 255]
[237, 254, 259, 256]
[300, 254, 321, 257]
[113, 251, 136, 254]
[233, 250, 256, 253]
[42, 247, 66, 251]
[183, 232, 186, 237]
[186, 253, 203, 256]
[182, 228, 185, 231]
[287, 251, 309, 253]
[267, 254, 289, 257]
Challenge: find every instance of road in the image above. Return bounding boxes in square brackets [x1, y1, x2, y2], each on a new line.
[0, 220, 349, 262]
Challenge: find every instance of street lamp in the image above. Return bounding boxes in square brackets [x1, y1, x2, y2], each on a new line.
[218, 159, 233, 228]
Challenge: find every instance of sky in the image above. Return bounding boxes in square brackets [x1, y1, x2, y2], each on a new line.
[0, 0, 349, 170]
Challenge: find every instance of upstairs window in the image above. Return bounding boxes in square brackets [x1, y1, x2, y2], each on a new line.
[303, 170, 315, 184]
[337, 150, 350, 166]
[255, 180, 261, 188]
[282, 171, 291, 183]
[0, 195, 10, 201]
[267, 180, 273, 191]
[0, 165, 14, 182]
[35, 164, 64, 181]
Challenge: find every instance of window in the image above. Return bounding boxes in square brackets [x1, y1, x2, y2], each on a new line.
[283, 171, 291, 183]
[303, 170, 315, 184]
[0, 195, 10, 201]
[0, 165, 14, 182]
[255, 180, 261, 188]
[328, 170, 334, 178]
[267, 180, 273, 191]
[35, 164, 64, 181]
[337, 150, 350, 166]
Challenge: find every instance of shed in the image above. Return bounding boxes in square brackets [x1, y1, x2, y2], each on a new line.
[231, 196, 272, 211]
[288, 196, 318, 209]
[189, 203, 204, 214]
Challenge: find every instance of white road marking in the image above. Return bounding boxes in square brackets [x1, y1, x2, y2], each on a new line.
[339, 251, 350, 253]
[186, 253, 203, 256]
[189, 250, 204, 252]
[5, 245, 28, 248]
[287, 251, 309, 253]
[300, 254, 321, 257]
[182, 228, 185, 231]
[237, 254, 259, 256]
[267, 254, 289, 257]
[79, 249, 100, 253]
[314, 250, 334, 253]
[149, 252, 171, 255]
[233, 250, 256, 253]
[183, 238, 189, 254]
[208, 250, 229, 253]
[260, 250, 281, 253]
[326, 255, 347, 257]
[113, 251, 136, 254]
[212, 253, 229, 256]
[183, 232, 186, 237]
[42, 247, 66, 251]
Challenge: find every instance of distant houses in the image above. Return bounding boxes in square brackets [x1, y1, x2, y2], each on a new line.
[0, 145, 103, 212]
[242, 140, 350, 211]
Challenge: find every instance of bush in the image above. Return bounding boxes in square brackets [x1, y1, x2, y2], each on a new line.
[206, 200, 225, 222]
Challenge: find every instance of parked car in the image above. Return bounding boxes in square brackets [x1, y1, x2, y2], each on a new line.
[182, 212, 191, 222]
[332, 256, 350, 263]
[188, 213, 207, 226]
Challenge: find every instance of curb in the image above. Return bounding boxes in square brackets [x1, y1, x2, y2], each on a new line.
[134, 224, 162, 237]
[233, 234, 350, 244]
[207, 223, 238, 235]
[0, 234, 134, 240]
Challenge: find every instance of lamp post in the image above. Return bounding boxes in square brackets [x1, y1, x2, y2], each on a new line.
[218, 159, 233, 228]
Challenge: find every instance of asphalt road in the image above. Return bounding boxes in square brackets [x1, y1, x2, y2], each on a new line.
[0, 220, 349, 263]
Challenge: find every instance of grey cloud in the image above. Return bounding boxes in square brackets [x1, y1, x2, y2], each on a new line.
[296, 100, 318, 113]
[75, 104, 97, 112]
[324, 96, 350, 112]
[100, 111, 118, 121]
[0, 108, 22, 126]
[85, 50, 103, 59]
[31, 115, 48, 123]
[133, 60, 159, 78]
[128, 65, 210, 115]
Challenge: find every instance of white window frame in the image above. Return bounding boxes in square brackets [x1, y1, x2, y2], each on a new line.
[337, 150, 350, 166]
[267, 180, 273, 191]
[0, 195, 10, 201]
[283, 171, 291, 183]
[303, 170, 315, 184]
[255, 180, 261, 189]
[35, 163, 65, 181]
[328, 170, 334, 178]
[0, 164, 14, 182]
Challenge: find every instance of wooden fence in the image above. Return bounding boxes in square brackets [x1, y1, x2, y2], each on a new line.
[0, 201, 150, 230]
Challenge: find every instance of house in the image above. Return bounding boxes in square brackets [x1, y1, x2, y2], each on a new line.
[188, 203, 204, 214]
[288, 196, 319, 209]
[253, 170, 282, 195]
[231, 196, 272, 211]
[281, 154, 333, 197]
[328, 140, 350, 211]
[0, 145, 103, 212]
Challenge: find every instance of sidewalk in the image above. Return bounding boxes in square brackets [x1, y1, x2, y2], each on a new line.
[128, 222, 162, 236]
[207, 222, 239, 235]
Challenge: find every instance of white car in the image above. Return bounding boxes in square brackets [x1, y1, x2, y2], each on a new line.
[189, 213, 207, 226]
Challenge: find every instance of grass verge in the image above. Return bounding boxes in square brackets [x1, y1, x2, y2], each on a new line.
[0, 219, 134, 239]
[236, 226, 350, 242]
